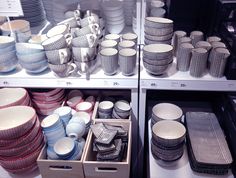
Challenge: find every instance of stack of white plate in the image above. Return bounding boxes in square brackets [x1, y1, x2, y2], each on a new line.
[101, 1, 125, 34]
[1, 20, 31, 42]
[13, 0, 47, 27]
[42, 0, 79, 25]
[144, 17, 173, 45]
[123, 0, 136, 26]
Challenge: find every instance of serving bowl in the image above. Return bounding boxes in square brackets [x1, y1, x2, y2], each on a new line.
[0, 106, 36, 139]
[152, 120, 186, 146]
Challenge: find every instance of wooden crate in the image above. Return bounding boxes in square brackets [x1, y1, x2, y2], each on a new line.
[37, 136, 89, 178]
[83, 120, 131, 178]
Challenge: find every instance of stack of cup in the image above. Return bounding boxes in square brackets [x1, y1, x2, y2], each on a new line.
[149, 0, 166, 17]
[122, 33, 138, 44]
[190, 31, 204, 46]
[100, 48, 119, 75]
[176, 43, 194, 71]
[172, 30, 187, 56]
[144, 17, 173, 45]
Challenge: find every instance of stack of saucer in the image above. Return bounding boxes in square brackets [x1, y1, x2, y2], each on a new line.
[151, 103, 183, 126]
[144, 17, 173, 45]
[101, 1, 125, 34]
[143, 44, 173, 75]
[13, 0, 46, 27]
[1, 20, 31, 42]
[151, 120, 186, 165]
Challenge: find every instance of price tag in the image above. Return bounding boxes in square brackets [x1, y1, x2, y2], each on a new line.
[0, 0, 23, 17]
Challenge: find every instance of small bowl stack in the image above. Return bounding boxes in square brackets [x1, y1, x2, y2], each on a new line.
[1, 20, 31, 42]
[0, 106, 45, 174]
[143, 44, 173, 75]
[151, 120, 186, 165]
[101, 1, 125, 34]
[113, 100, 131, 119]
[16, 43, 48, 74]
[0, 88, 31, 108]
[149, 0, 166, 17]
[98, 101, 114, 119]
[53, 137, 83, 160]
[29, 88, 66, 116]
[144, 17, 173, 45]
[151, 103, 183, 127]
[41, 114, 66, 149]
[0, 36, 18, 73]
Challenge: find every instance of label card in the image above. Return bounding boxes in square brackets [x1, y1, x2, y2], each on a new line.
[0, 0, 23, 17]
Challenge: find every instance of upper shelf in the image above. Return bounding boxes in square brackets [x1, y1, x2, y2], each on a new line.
[140, 57, 236, 91]
[0, 65, 139, 89]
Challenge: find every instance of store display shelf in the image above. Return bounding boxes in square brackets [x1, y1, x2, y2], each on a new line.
[140, 58, 236, 91]
[147, 120, 234, 178]
[0, 66, 139, 89]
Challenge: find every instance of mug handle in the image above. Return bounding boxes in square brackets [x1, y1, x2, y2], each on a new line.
[58, 49, 68, 64]
[65, 33, 72, 46]
[74, 10, 81, 20]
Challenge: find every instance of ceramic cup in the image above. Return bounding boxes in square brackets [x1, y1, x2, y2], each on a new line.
[49, 62, 77, 78]
[42, 34, 68, 50]
[195, 41, 212, 52]
[74, 24, 100, 37]
[66, 120, 86, 139]
[207, 36, 221, 44]
[172, 31, 187, 56]
[46, 48, 71, 65]
[101, 40, 118, 49]
[209, 47, 230, 78]
[119, 48, 137, 76]
[105, 34, 120, 43]
[72, 46, 97, 61]
[176, 43, 194, 71]
[46, 24, 70, 38]
[189, 48, 208, 78]
[118, 40, 136, 50]
[100, 48, 119, 75]
[72, 33, 97, 48]
[190, 31, 204, 47]
[122, 33, 138, 44]
[79, 15, 99, 27]
[57, 18, 78, 28]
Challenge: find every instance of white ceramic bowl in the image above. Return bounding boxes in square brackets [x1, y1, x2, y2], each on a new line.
[152, 103, 183, 121]
[114, 100, 131, 112]
[0, 106, 36, 139]
[143, 44, 173, 59]
[152, 120, 186, 145]
[76, 102, 93, 113]
[0, 88, 27, 109]
[98, 101, 114, 113]
[53, 137, 75, 157]
[0, 36, 15, 49]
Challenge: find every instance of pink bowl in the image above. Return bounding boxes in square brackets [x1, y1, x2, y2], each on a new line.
[85, 96, 96, 106]
[4, 162, 38, 174]
[32, 95, 66, 109]
[36, 105, 61, 116]
[0, 130, 44, 158]
[0, 88, 28, 109]
[0, 141, 44, 170]
[66, 96, 83, 109]
[31, 89, 65, 102]
[20, 93, 31, 106]
[0, 117, 40, 147]
[67, 89, 83, 99]
[0, 106, 37, 139]
[30, 88, 63, 97]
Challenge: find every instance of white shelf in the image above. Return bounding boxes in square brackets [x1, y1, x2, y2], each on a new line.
[0, 65, 139, 89]
[147, 120, 234, 178]
[140, 58, 236, 91]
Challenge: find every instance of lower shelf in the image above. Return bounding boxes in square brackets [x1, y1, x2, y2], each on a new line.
[147, 120, 234, 178]
[0, 166, 41, 178]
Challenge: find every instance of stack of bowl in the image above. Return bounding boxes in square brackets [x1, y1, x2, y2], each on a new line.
[54, 106, 73, 127]
[149, 0, 166, 17]
[151, 103, 183, 126]
[1, 20, 31, 42]
[123, 0, 136, 25]
[98, 100, 114, 119]
[41, 114, 66, 149]
[0, 36, 18, 73]
[42, 26, 74, 77]
[0, 88, 31, 108]
[151, 120, 186, 164]
[67, 111, 91, 136]
[0, 106, 45, 174]
[13, 0, 47, 27]
[16, 43, 48, 74]
[113, 100, 131, 119]
[29, 88, 66, 116]
[42, 0, 79, 25]
[143, 44, 173, 75]
[101, 1, 125, 34]
[53, 137, 83, 160]
[144, 17, 173, 45]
